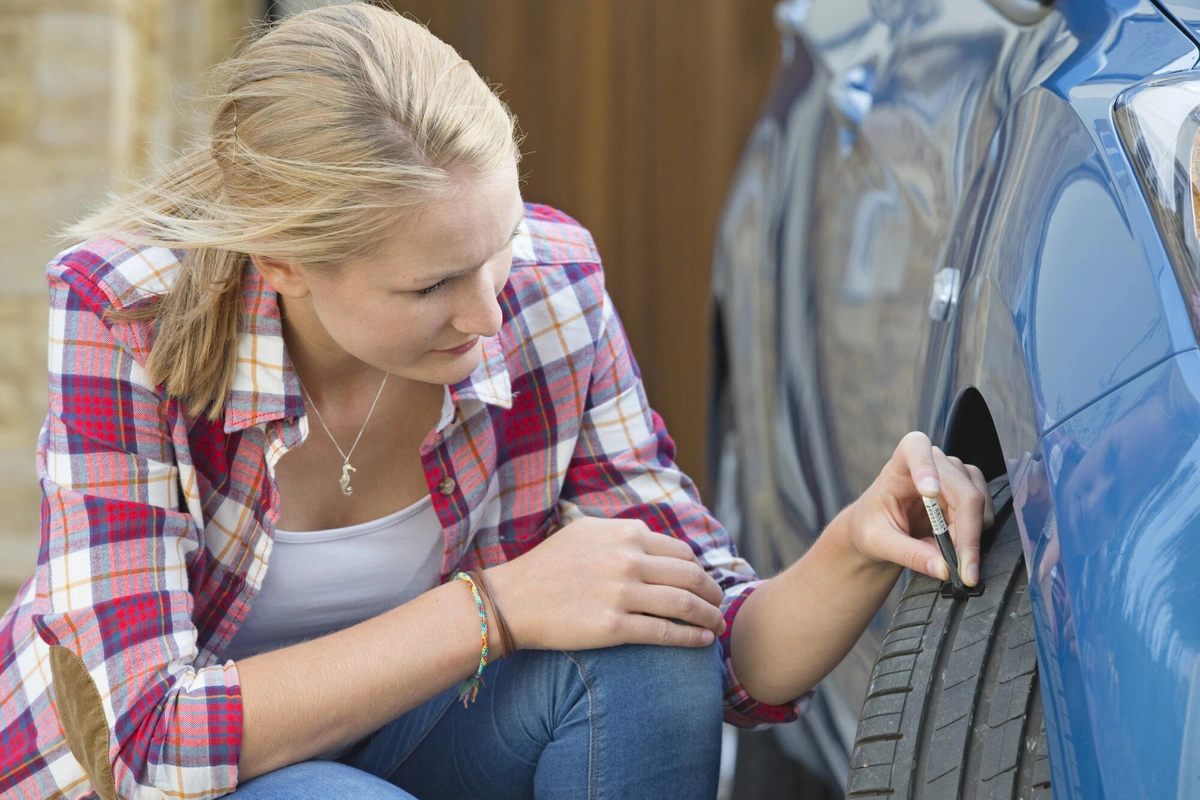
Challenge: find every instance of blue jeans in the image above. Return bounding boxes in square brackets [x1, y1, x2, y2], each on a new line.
[227, 639, 725, 799]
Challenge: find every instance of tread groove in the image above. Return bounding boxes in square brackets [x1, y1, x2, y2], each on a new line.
[856, 732, 904, 744]
[962, 537, 1029, 796]
[875, 648, 924, 663]
[1015, 672, 1047, 793]
[913, 570, 965, 797]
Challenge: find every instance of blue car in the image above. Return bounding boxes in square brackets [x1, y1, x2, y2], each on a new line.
[707, 1, 1200, 797]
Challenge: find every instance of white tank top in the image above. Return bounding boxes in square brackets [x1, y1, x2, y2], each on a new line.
[221, 493, 444, 664]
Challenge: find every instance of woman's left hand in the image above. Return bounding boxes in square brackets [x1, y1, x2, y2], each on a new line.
[846, 431, 995, 586]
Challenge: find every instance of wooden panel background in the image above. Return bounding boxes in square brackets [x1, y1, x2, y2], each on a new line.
[385, 0, 781, 496]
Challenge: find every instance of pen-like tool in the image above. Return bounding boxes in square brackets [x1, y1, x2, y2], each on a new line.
[922, 495, 983, 599]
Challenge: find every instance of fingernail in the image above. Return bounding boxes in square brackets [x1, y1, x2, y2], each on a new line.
[927, 559, 948, 581]
[920, 477, 941, 495]
[967, 563, 979, 586]
[701, 630, 714, 644]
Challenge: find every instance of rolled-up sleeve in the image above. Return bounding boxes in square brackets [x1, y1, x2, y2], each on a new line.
[32, 264, 242, 799]
[555, 273, 809, 729]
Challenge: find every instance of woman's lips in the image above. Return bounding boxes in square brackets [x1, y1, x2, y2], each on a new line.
[434, 337, 479, 355]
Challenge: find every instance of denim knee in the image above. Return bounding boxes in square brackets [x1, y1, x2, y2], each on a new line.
[572, 638, 724, 730]
[227, 759, 419, 799]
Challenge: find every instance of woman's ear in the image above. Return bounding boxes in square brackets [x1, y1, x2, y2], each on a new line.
[249, 252, 312, 299]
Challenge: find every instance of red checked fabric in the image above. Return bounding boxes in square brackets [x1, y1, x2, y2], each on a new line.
[0, 203, 808, 799]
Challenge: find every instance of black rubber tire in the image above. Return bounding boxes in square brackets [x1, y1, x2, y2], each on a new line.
[845, 477, 1054, 799]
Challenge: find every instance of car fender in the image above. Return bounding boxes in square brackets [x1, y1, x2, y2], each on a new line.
[930, 37, 1200, 799]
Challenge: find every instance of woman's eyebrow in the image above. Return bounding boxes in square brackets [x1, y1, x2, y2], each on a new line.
[411, 212, 524, 286]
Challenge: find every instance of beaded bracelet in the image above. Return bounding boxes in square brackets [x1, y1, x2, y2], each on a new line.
[470, 568, 515, 660]
[454, 571, 489, 706]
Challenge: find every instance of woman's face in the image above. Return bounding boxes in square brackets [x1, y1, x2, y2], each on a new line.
[285, 158, 524, 387]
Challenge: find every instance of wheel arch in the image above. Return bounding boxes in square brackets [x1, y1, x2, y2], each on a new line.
[941, 385, 1007, 482]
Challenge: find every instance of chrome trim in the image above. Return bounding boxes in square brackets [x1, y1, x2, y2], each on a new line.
[929, 267, 962, 322]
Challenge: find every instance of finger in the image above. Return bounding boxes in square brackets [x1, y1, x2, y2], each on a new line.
[964, 464, 995, 527]
[933, 451, 985, 586]
[860, 524, 949, 580]
[641, 554, 724, 609]
[897, 431, 941, 496]
[631, 524, 703, 564]
[656, 558, 723, 609]
[626, 584, 726, 636]
[621, 613, 718, 648]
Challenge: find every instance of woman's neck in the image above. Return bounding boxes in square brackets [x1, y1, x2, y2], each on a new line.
[279, 295, 394, 405]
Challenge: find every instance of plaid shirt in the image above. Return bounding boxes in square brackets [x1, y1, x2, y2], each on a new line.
[0, 203, 806, 799]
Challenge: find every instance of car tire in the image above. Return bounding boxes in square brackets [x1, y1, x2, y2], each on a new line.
[846, 476, 1054, 799]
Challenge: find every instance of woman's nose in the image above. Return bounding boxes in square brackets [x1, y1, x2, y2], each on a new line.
[451, 269, 504, 338]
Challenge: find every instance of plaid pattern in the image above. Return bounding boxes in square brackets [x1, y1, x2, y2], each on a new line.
[0, 203, 805, 799]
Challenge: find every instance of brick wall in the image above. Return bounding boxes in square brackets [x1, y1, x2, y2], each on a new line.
[0, 0, 261, 595]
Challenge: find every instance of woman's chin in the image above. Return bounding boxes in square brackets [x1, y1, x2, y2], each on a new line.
[417, 351, 482, 385]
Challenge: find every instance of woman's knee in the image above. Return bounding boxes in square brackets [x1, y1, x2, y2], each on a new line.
[227, 760, 419, 799]
[572, 639, 724, 726]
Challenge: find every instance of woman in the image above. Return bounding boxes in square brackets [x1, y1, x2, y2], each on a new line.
[0, 4, 991, 798]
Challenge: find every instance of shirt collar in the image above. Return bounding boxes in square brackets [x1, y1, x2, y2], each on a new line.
[222, 266, 513, 434]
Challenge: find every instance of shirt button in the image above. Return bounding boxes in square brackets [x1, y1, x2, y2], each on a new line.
[438, 476, 456, 495]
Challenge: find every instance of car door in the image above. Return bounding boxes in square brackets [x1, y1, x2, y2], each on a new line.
[804, 0, 1027, 497]
[764, 0, 1054, 766]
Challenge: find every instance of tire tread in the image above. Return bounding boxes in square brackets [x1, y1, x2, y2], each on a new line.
[846, 479, 1050, 800]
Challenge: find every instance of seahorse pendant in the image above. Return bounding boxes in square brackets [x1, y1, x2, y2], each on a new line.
[339, 462, 357, 496]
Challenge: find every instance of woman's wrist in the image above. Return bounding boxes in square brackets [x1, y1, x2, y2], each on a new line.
[826, 502, 906, 578]
[472, 568, 516, 659]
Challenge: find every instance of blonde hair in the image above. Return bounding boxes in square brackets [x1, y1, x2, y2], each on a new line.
[60, 2, 522, 420]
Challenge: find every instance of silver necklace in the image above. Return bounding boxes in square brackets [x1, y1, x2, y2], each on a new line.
[295, 371, 389, 496]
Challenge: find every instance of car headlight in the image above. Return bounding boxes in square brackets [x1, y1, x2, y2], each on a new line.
[1115, 75, 1200, 337]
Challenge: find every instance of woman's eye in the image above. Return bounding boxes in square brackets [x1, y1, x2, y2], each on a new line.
[416, 278, 449, 298]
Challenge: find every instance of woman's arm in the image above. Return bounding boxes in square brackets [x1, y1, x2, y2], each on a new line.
[730, 433, 994, 705]
[234, 576, 496, 782]
[535, 273, 808, 727]
[34, 263, 252, 799]
[238, 503, 741, 781]
[729, 509, 900, 705]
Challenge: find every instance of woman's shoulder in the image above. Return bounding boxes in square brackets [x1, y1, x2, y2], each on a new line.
[43, 237, 188, 375]
[507, 202, 611, 312]
[503, 201, 612, 331]
[497, 203, 617, 375]
[46, 236, 187, 312]
[511, 202, 602, 271]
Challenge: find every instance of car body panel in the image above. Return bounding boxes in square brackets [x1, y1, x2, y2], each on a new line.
[710, 0, 1200, 796]
[1033, 350, 1200, 799]
[934, 13, 1200, 797]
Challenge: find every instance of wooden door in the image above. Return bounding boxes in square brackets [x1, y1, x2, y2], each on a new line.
[386, 0, 781, 495]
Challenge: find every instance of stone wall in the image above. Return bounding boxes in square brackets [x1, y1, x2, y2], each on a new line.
[0, 0, 262, 596]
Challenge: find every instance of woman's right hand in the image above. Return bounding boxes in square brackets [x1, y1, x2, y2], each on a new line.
[483, 517, 727, 654]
